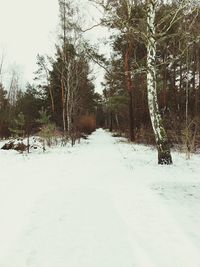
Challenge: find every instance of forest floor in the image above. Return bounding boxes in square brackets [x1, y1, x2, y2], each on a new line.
[1, 129, 200, 267]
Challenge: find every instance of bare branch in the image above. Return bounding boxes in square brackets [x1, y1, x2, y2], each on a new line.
[81, 22, 103, 32]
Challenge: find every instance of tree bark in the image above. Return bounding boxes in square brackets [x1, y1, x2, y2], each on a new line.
[125, 44, 135, 141]
[128, 91, 135, 141]
[147, 0, 172, 165]
[61, 72, 66, 134]
[109, 111, 113, 132]
[66, 61, 72, 133]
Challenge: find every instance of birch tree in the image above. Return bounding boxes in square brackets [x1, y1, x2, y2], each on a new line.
[58, 0, 84, 136]
[146, 0, 173, 164]
[59, 0, 69, 134]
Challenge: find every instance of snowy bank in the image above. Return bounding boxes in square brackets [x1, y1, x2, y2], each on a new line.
[0, 129, 200, 267]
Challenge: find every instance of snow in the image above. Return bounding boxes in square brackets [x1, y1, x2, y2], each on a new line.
[1, 128, 200, 267]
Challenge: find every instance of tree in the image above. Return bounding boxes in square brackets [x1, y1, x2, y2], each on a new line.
[37, 108, 56, 151]
[0, 83, 10, 138]
[14, 84, 44, 135]
[10, 112, 26, 138]
[146, 0, 173, 164]
[58, 0, 79, 135]
[34, 0, 98, 143]
[90, 0, 140, 141]
[35, 55, 55, 115]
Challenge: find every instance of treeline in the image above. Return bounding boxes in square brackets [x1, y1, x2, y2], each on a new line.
[1, 0, 200, 164]
[95, 0, 200, 161]
[0, 0, 101, 144]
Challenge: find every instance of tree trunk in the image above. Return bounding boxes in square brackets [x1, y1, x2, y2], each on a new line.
[125, 44, 135, 141]
[61, 73, 66, 134]
[49, 85, 55, 115]
[115, 114, 120, 131]
[128, 91, 135, 141]
[193, 44, 198, 116]
[109, 112, 113, 132]
[162, 50, 167, 109]
[66, 61, 72, 134]
[198, 47, 200, 114]
[179, 54, 183, 114]
[147, 0, 172, 165]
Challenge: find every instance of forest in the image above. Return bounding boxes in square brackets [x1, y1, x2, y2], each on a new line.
[1, 1, 200, 266]
[0, 0, 200, 164]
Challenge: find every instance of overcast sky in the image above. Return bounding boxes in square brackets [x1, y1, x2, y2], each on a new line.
[0, 0, 110, 92]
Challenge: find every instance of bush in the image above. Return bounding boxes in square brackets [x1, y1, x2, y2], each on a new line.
[79, 115, 96, 134]
[0, 122, 10, 138]
[39, 123, 56, 150]
[1, 141, 27, 152]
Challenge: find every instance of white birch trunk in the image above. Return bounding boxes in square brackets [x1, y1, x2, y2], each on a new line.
[147, 0, 172, 164]
[66, 61, 72, 133]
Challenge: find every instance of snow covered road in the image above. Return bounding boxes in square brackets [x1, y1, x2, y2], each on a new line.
[1, 129, 200, 267]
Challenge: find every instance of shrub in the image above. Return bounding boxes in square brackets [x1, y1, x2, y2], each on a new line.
[39, 123, 56, 150]
[79, 115, 96, 134]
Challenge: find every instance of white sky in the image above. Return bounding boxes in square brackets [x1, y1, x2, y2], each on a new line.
[0, 0, 111, 92]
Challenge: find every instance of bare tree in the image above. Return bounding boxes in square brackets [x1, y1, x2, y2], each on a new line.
[59, 0, 87, 137]
[146, 0, 172, 164]
[8, 70, 20, 106]
[0, 52, 4, 82]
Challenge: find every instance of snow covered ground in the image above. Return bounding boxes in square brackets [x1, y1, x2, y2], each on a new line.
[1, 128, 200, 267]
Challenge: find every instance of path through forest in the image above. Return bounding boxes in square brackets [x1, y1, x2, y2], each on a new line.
[1, 129, 200, 267]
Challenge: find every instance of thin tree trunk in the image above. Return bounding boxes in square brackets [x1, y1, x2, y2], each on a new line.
[172, 63, 178, 113]
[179, 54, 183, 114]
[128, 91, 134, 141]
[162, 51, 167, 109]
[115, 114, 120, 131]
[61, 73, 66, 134]
[198, 47, 200, 114]
[125, 44, 135, 141]
[185, 46, 190, 159]
[193, 44, 198, 116]
[109, 112, 113, 132]
[147, 0, 172, 165]
[66, 61, 72, 133]
[60, 0, 67, 135]
[48, 84, 55, 116]
[0, 52, 4, 81]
